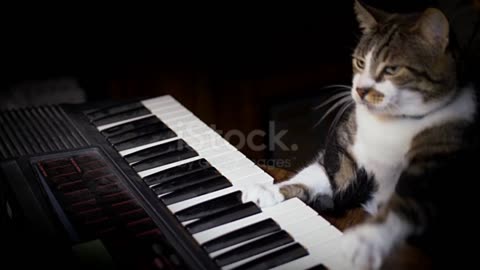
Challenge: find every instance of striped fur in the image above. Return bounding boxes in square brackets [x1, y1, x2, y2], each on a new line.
[242, 1, 478, 269]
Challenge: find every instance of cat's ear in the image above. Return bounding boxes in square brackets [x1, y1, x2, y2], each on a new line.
[354, 0, 389, 33]
[414, 8, 449, 52]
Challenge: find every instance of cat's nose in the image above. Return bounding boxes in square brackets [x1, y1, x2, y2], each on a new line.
[356, 87, 370, 99]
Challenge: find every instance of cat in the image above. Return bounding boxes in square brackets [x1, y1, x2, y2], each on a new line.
[242, 1, 479, 269]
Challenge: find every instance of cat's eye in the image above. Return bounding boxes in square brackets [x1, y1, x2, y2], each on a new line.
[354, 58, 365, 70]
[384, 66, 401, 76]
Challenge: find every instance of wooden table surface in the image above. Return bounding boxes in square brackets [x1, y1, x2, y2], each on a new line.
[260, 165, 432, 270]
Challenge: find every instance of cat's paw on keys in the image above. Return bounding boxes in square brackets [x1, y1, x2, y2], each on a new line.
[241, 184, 285, 207]
[342, 224, 391, 270]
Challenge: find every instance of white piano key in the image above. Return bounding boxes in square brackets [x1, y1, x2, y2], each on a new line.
[96, 113, 154, 131]
[207, 152, 247, 167]
[280, 215, 330, 235]
[232, 174, 271, 186]
[168, 186, 241, 213]
[119, 137, 181, 156]
[321, 254, 352, 270]
[180, 130, 226, 144]
[147, 99, 184, 110]
[294, 226, 343, 249]
[219, 164, 255, 175]
[150, 106, 186, 118]
[222, 166, 267, 181]
[162, 114, 203, 127]
[143, 96, 179, 107]
[230, 172, 273, 185]
[156, 110, 193, 122]
[138, 156, 202, 178]
[141, 95, 175, 107]
[221, 243, 297, 270]
[169, 117, 209, 130]
[148, 99, 183, 109]
[215, 160, 255, 174]
[185, 135, 233, 152]
[148, 102, 184, 113]
[198, 147, 235, 160]
[183, 131, 227, 145]
[217, 161, 255, 174]
[177, 127, 213, 139]
[191, 143, 231, 156]
[152, 113, 191, 124]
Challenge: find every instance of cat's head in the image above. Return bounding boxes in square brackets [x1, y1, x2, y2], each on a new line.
[352, 0, 456, 118]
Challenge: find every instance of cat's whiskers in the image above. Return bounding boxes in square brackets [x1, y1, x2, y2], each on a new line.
[385, 103, 401, 115]
[314, 96, 353, 128]
[327, 100, 354, 138]
[314, 91, 352, 110]
[321, 84, 352, 90]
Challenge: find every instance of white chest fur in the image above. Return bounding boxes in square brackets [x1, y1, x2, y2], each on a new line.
[351, 88, 476, 214]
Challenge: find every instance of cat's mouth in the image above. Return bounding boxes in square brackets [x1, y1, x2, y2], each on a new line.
[356, 98, 396, 115]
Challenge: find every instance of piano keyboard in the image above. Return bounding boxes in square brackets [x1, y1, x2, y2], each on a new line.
[85, 95, 349, 270]
[0, 95, 351, 270]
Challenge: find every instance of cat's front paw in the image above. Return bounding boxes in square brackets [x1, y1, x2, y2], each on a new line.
[342, 224, 391, 270]
[241, 184, 285, 208]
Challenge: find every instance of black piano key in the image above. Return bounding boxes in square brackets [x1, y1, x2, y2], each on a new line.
[124, 140, 187, 164]
[160, 176, 232, 205]
[175, 191, 242, 222]
[214, 230, 294, 267]
[306, 264, 328, 270]
[93, 107, 151, 126]
[101, 116, 162, 137]
[186, 202, 261, 234]
[143, 159, 211, 187]
[232, 243, 309, 270]
[153, 167, 221, 196]
[132, 148, 197, 172]
[108, 123, 170, 145]
[114, 129, 177, 151]
[202, 219, 281, 253]
[87, 102, 144, 121]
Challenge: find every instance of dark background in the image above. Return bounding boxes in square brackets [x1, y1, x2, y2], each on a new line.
[1, 0, 478, 171]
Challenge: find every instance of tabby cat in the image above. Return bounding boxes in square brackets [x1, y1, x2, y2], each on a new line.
[242, 1, 479, 269]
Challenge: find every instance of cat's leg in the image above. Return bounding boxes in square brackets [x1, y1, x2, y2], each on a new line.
[342, 195, 420, 270]
[241, 161, 333, 207]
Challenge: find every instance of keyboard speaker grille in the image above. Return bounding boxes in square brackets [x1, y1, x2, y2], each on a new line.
[0, 105, 88, 160]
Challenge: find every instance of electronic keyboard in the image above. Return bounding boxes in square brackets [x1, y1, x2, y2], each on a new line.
[0, 95, 349, 270]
